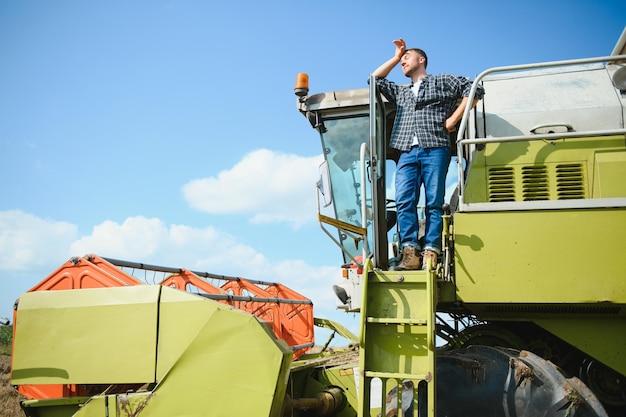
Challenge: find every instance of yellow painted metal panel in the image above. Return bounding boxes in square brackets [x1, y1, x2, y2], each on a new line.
[594, 150, 626, 197]
[114, 304, 293, 417]
[464, 136, 625, 204]
[155, 286, 221, 380]
[454, 209, 626, 304]
[67, 396, 110, 417]
[535, 318, 626, 376]
[20, 397, 88, 417]
[12, 286, 160, 385]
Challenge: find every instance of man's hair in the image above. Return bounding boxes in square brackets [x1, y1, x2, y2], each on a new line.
[406, 48, 428, 69]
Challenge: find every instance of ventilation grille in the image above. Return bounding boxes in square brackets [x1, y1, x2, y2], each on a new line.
[487, 163, 586, 202]
[556, 163, 586, 199]
[522, 166, 549, 201]
[488, 167, 515, 202]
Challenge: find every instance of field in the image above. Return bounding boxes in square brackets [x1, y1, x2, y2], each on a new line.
[0, 325, 23, 417]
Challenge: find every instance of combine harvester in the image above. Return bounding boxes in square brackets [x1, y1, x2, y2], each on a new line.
[11, 28, 626, 416]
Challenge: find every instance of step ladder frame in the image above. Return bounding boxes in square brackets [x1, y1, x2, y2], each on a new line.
[358, 260, 437, 417]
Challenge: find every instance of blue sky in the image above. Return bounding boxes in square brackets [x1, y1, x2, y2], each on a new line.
[1, 0, 624, 342]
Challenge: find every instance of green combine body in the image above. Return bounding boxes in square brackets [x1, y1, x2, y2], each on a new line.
[449, 59, 626, 384]
[290, 32, 626, 416]
[10, 29, 626, 417]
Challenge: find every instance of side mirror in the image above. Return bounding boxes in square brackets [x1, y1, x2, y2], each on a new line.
[317, 161, 333, 208]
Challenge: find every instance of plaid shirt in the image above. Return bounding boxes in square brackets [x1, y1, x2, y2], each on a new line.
[376, 75, 485, 151]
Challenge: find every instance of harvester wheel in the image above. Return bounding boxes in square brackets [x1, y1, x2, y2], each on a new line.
[445, 323, 525, 351]
[579, 358, 626, 415]
[437, 346, 609, 417]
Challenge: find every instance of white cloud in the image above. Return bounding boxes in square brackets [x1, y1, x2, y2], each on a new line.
[0, 210, 77, 270]
[70, 217, 169, 260]
[0, 211, 347, 329]
[182, 149, 323, 228]
[271, 259, 340, 313]
[68, 216, 270, 276]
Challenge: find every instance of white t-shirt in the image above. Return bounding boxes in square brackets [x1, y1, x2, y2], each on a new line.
[411, 80, 422, 146]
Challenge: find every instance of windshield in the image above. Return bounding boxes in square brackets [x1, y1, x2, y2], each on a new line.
[319, 115, 371, 262]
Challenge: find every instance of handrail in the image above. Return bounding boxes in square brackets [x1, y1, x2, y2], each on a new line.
[368, 72, 381, 268]
[360, 141, 371, 263]
[460, 128, 626, 145]
[455, 54, 626, 205]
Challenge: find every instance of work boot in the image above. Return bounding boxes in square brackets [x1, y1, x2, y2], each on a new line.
[421, 250, 438, 270]
[392, 246, 421, 271]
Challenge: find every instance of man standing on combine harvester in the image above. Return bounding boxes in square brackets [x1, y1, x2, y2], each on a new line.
[372, 38, 484, 270]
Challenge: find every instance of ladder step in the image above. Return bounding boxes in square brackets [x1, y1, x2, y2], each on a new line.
[366, 317, 428, 325]
[364, 371, 432, 382]
[369, 272, 428, 284]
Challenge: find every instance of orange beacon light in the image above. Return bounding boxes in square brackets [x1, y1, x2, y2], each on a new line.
[294, 73, 309, 97]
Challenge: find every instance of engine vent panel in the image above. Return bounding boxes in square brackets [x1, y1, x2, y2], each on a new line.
[487, 163, 586, 202]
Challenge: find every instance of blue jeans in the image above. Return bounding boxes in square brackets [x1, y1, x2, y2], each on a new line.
[395, 146, 451, 254]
